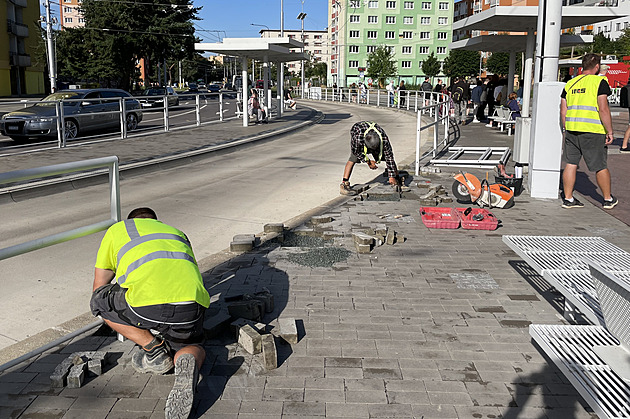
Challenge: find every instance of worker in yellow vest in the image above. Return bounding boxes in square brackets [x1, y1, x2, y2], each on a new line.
[90, 207, 210, 418]
[560, 53, 618, 210]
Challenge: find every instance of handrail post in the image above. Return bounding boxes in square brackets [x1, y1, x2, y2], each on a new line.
[406, 91, 410, 110]
[416, 110, 421, 176]
[377, 89, 380, 107]
[56, 101, 63, 148]
[195, 94, 201, 126]
[59, 101, 66, 147]
[119, 97, 126, 139]
[325, 88, 328, 101]
[109, 158, 121, 222]
[367, 89, 370, 105]
[219, 92, 224, 122]
[415, 91, 418, 112]
[163, 96, 169, 132]
[433, 101, 439, 158]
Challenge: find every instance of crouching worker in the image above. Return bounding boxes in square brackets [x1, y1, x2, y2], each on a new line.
[341, 121, 400, 196]
[90, 207, 210, 419]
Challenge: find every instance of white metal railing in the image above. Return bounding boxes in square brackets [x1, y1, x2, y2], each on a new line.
[0, 156, 121, 261]
[294, 86, 453, 176]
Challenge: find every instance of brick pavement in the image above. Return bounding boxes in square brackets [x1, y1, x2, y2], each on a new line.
[3, 103, 629, 418]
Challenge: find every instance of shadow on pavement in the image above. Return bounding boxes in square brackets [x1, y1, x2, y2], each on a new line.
[318, 112, 352, 124]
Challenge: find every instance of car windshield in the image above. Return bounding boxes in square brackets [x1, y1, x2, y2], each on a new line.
[144, 88, 166, 96]
[36, 92, 82, 106]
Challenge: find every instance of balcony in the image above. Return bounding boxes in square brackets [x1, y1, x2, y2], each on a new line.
[7, 19, 29, 37]
[9, 52, 31, 67]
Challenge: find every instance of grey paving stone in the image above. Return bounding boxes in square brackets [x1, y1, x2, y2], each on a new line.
[324, 402, 369, 418]
[239, 400, 283, 415]
[282, 401, 325, 416]
[110, 397, 159, 412]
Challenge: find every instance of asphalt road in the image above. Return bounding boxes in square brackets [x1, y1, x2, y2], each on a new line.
[0, 101, 421, 349]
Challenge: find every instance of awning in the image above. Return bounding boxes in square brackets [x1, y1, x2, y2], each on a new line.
[450, 34, 594, 53]
[195, 37, 309, 62]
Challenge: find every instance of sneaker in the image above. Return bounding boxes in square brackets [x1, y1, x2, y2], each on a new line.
[603, 195, 619, 210]
[620, 147, 630, 153]
[472, 119, 481, 123]
[340, 181, 357, 196]
[131, 337, 173, 375]
[561, 197, 584, 209]
[165, 353, 198, 419]
[485, 123, 493, 128]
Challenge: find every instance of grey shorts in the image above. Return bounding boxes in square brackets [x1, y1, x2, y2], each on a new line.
[564, 131, 608, 172]
[90, 283, 205, 352]
[349, 153, 361, 163]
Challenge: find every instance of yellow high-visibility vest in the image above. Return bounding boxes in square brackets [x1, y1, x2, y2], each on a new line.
[95, 218, 210, 308]
[564, 74, 606, 134]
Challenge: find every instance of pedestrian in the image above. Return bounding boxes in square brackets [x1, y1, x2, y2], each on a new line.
[398, 80, 406, 107]
[340, 121, 401, 196]
[506, 92, 521, 120]
[485, 75, 498, 125]
[471, 79, 483, 123]
[433, 79, 444, 94]
[386, 80, 395, 106]
[247, 88, 267, 124]
[451, 77, 469, 125]
[560, 53, 617, 209]
[619, 78, 630, 153]
[359, 82, 367, 103]
[421, 77, 432, 93]
[90, 207, 210, 418]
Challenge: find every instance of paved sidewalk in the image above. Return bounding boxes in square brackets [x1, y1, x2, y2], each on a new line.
[4, 103, 629, 418]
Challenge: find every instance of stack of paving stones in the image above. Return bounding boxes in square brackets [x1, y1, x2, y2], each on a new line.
[8, 167, 630, 417]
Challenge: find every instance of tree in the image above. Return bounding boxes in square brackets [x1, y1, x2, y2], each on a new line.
[591, 33, 616, 55]
[443, 50, 480, 78]
[366, 45, 397, 88]
[420, 52, 441, 78]
[485, 52, 522, 76]
[306, 61, 327, 82]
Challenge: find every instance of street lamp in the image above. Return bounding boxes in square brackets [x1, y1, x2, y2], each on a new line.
[250, 23, 270, 34]
[297, 12, 307, 98]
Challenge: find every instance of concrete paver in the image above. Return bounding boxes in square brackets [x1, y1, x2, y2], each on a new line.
[4, 101, 626, 418]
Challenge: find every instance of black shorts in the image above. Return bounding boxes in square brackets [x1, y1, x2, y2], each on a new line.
[564, 131, 608, 172]
[90, 283, 205, 352]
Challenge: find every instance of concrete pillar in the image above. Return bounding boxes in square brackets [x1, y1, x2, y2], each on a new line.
[508, 51, 516, 95]
[242, 56, 248, 127]
[534, 0, 562, 83]
[277, 63, 283, 118]
[523, 30, 535, 118]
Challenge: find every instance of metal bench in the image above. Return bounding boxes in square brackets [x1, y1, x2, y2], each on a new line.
[503, 235, 630, 325]
[530, 262, 630, 419]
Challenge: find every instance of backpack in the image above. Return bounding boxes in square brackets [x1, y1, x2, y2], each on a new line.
[621, 84, 630, 108]
[452, 86, 464, 102]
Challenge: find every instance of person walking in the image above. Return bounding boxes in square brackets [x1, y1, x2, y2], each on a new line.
[560, 53, 617, 210]
[471, 79, 483, 123]
[386, 80, 395, 106]
[451, 77, 469, 125]
[90, 207, 210, 418]
[398, 80, 406, 107]
[340, 121, 400, 195]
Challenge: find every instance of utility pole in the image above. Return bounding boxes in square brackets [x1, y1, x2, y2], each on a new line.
[44, 0, 56, 92]
[298, 9, 307, 99]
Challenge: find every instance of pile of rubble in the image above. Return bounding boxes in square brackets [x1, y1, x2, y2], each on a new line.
[352, 224, 405, 254]
[417, 181, 453, 206]
[50, 351, 108, 389]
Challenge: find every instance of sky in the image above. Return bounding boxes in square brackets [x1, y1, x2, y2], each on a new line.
[194, 0, 329, 42]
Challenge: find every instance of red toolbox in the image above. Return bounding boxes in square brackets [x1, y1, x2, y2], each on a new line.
[456, 207, 499, 230]
[420, 207, 461, 229]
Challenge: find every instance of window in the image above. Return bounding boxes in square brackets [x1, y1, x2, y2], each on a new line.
[385, 31, 395, 39]
[350, 30, 360, 38]
[617, 22, 621, 31]
[437, 47, 447, 54]
[78, 17, 84, 23]
[439, 1, 449, 9]
[402, 46, 412, 54]
[420, 16, 431, 25]
[64, 17, 73, 22]
[438, 17, 448, 25]
[386, 16, 396, 24]
[404, 1, 414, 8]
[401, 61, 411, 68]
[422, 1, 431, 9]
[386, 1, 396, 8]
[350, 15, 360, 23]
[437, 32, 447, 40]
[349, 0, 360, 7]
[314, 50, 322, 54]
[349, 45, 359, 53]
[315, 35, 322, 39]
[349, 60, 359, 68]
[402, 31, 413, 39]
[368, 15, 378, 23]
[63, 0, 71, 3]
[420, 31, 430, 39]
[367, 31, 378, 39]
[368, 1, 378, 7]
[63, 6, 72, 12]
[419, 46, 429, 54]
[367, 45, 377, 53]
[403, 16, 413, 24]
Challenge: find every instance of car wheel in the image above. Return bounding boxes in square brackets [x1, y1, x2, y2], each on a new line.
[64, 119, 79, 139]
[175, 99, 180, 106]
[126, 113, 138, 131]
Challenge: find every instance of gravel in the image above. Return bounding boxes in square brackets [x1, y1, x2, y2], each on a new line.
[279, 231, 330, 248]
[287, 247, 353, 268]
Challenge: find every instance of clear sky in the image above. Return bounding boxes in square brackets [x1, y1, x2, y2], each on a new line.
[194, 0, 329, 42]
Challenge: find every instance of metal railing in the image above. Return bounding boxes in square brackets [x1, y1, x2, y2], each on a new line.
[294, 86, 453, 176]
[0, 156, 121, 261]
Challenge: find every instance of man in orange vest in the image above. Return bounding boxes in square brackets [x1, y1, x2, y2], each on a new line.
[560, 53, 617, 209]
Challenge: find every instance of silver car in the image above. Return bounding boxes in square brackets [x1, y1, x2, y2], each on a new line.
[0, 88, 143, 141]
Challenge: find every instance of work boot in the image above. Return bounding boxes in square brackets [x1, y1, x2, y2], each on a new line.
[165, 353, 198, 419]
[131, 336, 174, 375]
[340, 181, 357, 196]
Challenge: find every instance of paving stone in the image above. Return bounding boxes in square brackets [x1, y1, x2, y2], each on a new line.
[264, 223, 285, 233]
[278, 318, 299, 344]
[238, 324, 262, 355]
[262, 334, 278, 370]
[66, 364, 86, 389]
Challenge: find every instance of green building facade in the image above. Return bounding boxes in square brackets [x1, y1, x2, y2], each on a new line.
[328, 0, 453, 88]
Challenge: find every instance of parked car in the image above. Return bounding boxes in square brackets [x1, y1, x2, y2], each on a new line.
[207, 84, 221, 93]
[0, 88, 143, 141]
[139, 86, 179, 108]
[198, 82, 207, 90]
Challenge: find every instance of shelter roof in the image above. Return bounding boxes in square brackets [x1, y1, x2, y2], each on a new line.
[451, 34, 593, 53]
[195, 37, 308, 62]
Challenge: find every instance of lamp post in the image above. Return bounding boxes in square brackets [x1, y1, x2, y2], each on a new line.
[297, 12, 307, 99]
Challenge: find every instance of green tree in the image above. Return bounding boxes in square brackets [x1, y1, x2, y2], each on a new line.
[485, 52, 521, 76]
[306, 61, 327, 82]
[366, 45, 397, 88]
[420, 52, 441, 78]
[614, 28, 630, 57]
[443, 50, 480, 78]
[591, 33, 616, 55]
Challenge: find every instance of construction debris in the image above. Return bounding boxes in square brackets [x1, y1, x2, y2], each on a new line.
[230, 234, 255, 252]
[50, 351, 108, 389]
[278, 318, 299, 345]
[261, 334, 277, 370]
[263, 223, 284, 233]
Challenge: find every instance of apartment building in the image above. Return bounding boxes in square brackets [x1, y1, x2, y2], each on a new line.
[1, 0, 46, 95]
[59, 0, 85, 29]
[328, 0, 454, 87]
[259, 29, 328, 77]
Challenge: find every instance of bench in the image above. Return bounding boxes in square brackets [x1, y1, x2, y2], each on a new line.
[503, 235, 630, 325]
[486, 107, 515, 134]
[529, 261, 630, 419]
